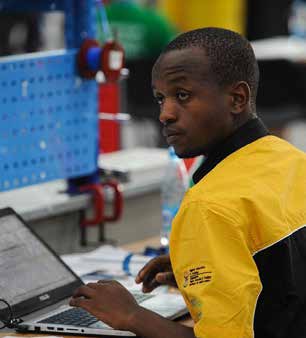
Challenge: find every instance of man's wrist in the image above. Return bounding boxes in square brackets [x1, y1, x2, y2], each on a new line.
[124, 305, 195, 338]
[124, 305, 148, 333]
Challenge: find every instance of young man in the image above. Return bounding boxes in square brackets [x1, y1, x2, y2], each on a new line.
[70, 28, 306, 338]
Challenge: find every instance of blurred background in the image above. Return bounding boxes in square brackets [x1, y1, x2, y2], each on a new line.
[2, 0, 306, 252]
[1, 0, 306, 152]
[1, 2, 306, 324]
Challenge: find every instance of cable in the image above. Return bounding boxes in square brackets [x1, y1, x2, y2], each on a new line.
[0, 298, 13, 329]
[0, 298, 23, 330]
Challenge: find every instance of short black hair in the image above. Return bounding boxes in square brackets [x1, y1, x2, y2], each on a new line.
[163, 27, 259, 112]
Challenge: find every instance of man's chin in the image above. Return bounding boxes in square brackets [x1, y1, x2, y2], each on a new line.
[172, 146, 204, 159]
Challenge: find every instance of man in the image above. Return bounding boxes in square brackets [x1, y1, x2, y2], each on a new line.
[70, 28, 306, 337]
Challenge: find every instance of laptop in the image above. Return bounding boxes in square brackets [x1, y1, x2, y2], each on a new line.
[0, 207, 188, 336]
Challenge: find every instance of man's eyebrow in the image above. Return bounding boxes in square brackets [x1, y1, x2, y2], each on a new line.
[151, 75, 188, 92]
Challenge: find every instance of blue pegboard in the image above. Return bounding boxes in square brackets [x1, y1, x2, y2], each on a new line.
[0, 50, 98, 192]
[0, 0, 101, 192]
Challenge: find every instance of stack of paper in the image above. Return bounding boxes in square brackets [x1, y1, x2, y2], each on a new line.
[61, 245, 151, 278]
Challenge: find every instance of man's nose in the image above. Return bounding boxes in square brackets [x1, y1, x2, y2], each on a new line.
[159, 99, 178, 125]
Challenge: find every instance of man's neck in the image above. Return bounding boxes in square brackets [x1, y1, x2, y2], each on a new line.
[193, 117, 268, 184]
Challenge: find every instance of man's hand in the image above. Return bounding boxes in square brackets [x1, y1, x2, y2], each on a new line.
[69, 280, 141, 331]
[135, 254, 177, 292]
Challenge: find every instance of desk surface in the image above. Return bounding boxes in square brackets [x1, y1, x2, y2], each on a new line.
[0, 237, 193, 338]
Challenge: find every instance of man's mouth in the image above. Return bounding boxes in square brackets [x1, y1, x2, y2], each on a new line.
[163, 129, 183, 144]
[166, 134, 181, 144]
[163, 127, 181, 137]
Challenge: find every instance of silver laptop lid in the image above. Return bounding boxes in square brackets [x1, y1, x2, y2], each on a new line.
[0, 207, 82, 319]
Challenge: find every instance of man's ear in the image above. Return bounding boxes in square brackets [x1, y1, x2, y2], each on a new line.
[229, 81, 250, 115]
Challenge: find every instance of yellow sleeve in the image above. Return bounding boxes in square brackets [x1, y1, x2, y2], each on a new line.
[170, 200, 262, 338]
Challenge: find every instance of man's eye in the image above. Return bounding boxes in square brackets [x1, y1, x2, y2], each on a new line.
[177, 92, 189, 101]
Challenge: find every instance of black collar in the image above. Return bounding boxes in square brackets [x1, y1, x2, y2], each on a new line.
[192, 118, 269, 184]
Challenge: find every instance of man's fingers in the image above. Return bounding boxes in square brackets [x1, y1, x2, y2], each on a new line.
[155, 272, 174, 284]
[87, 282, 101, 289]
[135, 255, 172, 286]
[135, 259, 159, 283]
[69, 297, 92, 310]
[142, 278, 160, 293]
[135, 268, 148, 284]
[135, 273, 142, 284]
[72, 285, 96, 299]
[142, 272, 175, 292]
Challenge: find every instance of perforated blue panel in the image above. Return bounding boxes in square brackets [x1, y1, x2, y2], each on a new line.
[0, 50, 98, 192]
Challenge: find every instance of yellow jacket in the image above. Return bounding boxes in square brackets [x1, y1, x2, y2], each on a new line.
[170, 130, 306, 338]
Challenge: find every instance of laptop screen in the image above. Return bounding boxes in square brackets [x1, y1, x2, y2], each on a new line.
[0, 208, 82, 317]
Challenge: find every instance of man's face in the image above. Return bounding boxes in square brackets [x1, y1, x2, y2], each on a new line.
[152, 48, 234, 158]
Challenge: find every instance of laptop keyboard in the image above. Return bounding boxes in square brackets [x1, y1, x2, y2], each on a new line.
[39, 292, 154, 327]
[39, 307, 98, 327]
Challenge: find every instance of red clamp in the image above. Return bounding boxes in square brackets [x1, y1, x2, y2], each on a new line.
[77, 39, 101, 79]
[79, 181, 123, 227]
[79, 183, 104, 227]
[101, 39, 125, 82]
[102, 180, 123, 221]
[77, 38, 124, 81]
